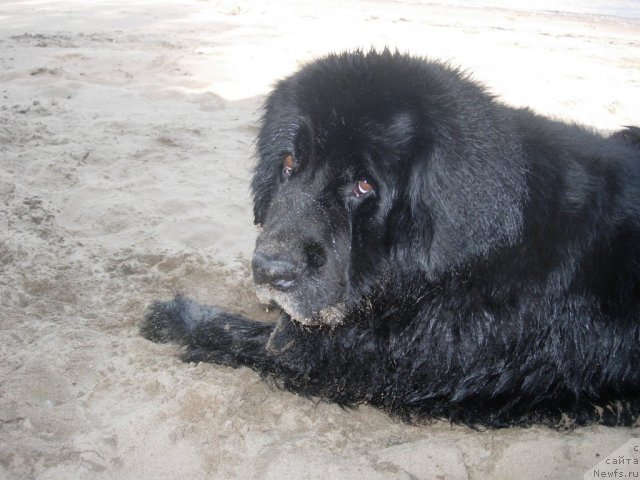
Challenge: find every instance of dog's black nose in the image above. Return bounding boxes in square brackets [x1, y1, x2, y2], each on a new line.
[252, 252, 299, 290]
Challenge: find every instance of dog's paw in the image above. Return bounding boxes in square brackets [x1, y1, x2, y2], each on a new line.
[141, 294, 226, 343]
[140, 297, 190, 344]
[141, 296, 273, 367]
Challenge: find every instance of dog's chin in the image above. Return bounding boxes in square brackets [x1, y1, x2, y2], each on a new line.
[255, 286, 346, 327]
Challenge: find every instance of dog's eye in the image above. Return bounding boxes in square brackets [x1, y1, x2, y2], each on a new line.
[353, 179, 374, 197]
[283, 153, 294, 177]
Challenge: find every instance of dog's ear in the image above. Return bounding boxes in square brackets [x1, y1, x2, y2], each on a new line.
[253, 89, 311, 226]
[252, 122, 304, 225]
[252, 87, 296, 226]
[388, 134, 527, 279]
[251, 151, 279, 226]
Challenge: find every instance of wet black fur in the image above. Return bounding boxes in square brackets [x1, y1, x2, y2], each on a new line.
[141, 50, 640, 427]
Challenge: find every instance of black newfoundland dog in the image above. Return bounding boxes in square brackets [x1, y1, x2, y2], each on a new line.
[141, 50, 640, 427]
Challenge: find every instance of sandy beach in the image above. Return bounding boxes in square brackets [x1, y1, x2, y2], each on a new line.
[1, 1, 639, 478]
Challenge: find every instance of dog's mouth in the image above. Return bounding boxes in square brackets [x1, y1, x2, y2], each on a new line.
[255, 286, 346, 327]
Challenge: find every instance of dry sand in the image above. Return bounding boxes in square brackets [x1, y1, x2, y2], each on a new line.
[1, 1, 639, 478]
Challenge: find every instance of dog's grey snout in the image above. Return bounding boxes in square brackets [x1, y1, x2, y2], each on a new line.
[252, 251, 299, 291]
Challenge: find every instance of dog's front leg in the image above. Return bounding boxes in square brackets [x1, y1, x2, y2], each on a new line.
[140, 294, 292, 371]
[140, 295, 386, 407]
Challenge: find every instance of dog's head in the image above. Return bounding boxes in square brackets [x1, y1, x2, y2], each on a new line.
[251, 50, 526, 326]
